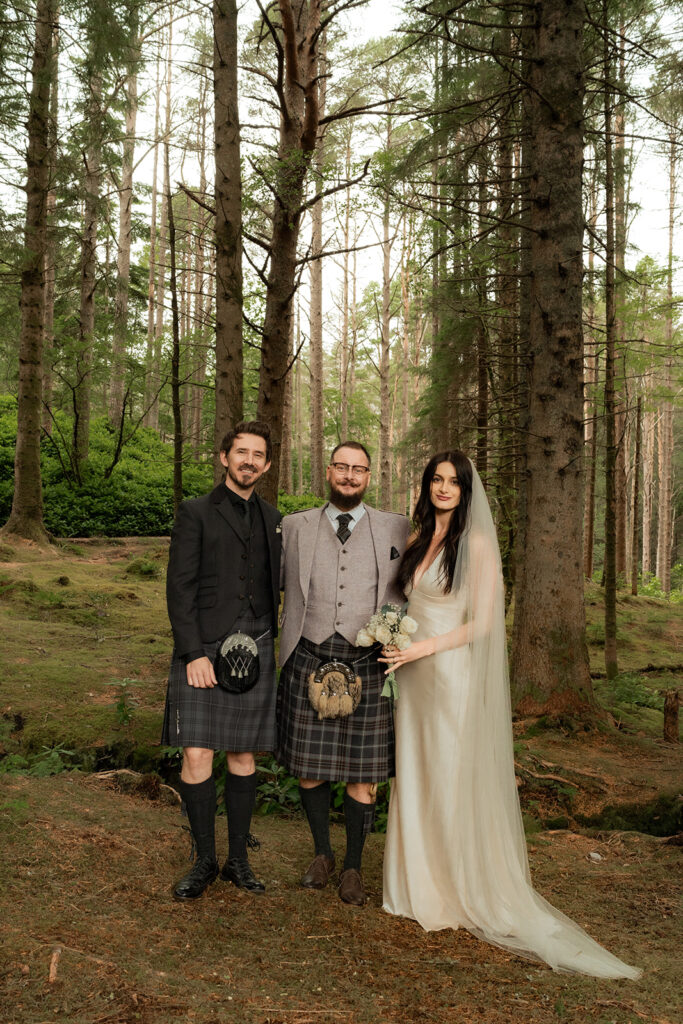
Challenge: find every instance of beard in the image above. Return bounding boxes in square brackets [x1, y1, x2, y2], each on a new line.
[328, 481, 367, 511]
[227, 463, 260, 491]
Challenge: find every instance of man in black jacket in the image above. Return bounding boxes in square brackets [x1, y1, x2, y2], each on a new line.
[162, 421, 282, 901]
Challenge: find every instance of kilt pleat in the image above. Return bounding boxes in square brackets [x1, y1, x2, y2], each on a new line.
[161, 611, 276, 752]
[275, 633, 395, 782]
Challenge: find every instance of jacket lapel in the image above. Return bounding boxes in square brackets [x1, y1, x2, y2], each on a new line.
[365, 506, 386, 604]
[299, 506, 325, 595]
[212, 485, 247, 546]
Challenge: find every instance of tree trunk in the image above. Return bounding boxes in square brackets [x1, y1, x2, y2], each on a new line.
[656, 134, 675, 594]
[308, 32, 326, 497]
[511, 0, 593, 715]
[641, 396, 655, 578]
[166, 145, 183, 512]
[213, 0, 243, 481]
[3, 0, 55, 543]
[280, 313, 294, 494]
[340, 136, 351, 441]
[257, 0, 323, 504]
[143, 55, 161, 427]
[603, 20, 619, 680]
[583, 176, 598, 580]
[379, 189, 393, 510]
[42, 13, 59, 434]
[110, 24, 140, 425]
[74, 71, 102, 471]
[662, 690, 679, 744]
[630, 396, 641, 595]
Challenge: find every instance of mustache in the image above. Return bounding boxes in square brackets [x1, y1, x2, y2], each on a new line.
[238, 465, 257, 472]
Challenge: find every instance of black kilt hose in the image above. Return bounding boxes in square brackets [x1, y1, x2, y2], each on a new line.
[161, 611, 276, 752]
[276, 633, 395, 782]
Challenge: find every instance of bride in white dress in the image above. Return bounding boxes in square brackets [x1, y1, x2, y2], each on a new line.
[380, 451, 640, 979]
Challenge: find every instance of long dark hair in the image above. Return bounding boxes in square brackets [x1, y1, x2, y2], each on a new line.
[398, 451, 473, 594]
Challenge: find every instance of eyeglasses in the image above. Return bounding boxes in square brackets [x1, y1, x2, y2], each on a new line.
[330, 462, 370, 476]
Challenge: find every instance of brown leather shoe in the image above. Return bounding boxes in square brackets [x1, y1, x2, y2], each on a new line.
[338, 867, 367, 906]
[300, 853, 335, 890]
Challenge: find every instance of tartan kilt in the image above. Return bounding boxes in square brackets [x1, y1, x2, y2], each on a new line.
[161, 611, 276, 753]
[275, 633, 395, 783]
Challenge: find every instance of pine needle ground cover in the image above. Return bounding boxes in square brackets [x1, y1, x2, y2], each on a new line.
[0, 773, 680, 1024]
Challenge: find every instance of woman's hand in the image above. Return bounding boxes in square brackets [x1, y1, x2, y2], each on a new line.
[378, 639, 434, 675]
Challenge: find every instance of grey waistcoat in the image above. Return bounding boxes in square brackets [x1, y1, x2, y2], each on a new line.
[302, 512, 378, 647]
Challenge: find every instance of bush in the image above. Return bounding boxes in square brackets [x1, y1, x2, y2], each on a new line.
[0, 400, 329, 536]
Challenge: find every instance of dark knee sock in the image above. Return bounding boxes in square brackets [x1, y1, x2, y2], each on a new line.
[343, 790, 375, 871]
[299, 782, 333, 858]
[224, 771, 257, 861]
[178, 776, 216, 861]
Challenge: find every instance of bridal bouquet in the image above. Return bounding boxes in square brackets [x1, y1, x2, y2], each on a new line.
[356, 603, 418, 701]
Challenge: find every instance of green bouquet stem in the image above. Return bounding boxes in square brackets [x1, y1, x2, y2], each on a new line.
[381, 670, 399, 701]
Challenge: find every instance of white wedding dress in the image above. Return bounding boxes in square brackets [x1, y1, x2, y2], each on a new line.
[382, 470, 640, 979]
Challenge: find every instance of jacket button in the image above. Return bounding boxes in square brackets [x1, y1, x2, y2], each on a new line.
[240, 575, 245, 580]
[339, 585, 345, 589]
[241, 553, 247, 560]
[239, 594, 245, 600]
[338, 601, 343, 607]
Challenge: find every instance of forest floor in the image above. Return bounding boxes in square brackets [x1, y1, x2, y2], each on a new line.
[0, 537, 681, 1024]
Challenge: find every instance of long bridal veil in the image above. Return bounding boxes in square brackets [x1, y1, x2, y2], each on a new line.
[447, 462, 640, 978]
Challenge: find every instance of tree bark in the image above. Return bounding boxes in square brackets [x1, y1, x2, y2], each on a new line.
[379, 187, 393, 510]
[166, 146, 183, 512]
[3, 0, 55, 543]
[42, 13, 59, 433]
[143, 55, 161, 427]
[308, 32, 326, 497]
[656, 133, 675, 594]
[257, 0, 323, 504]
[631, 396, 641, 595]
[603, 15, 619, 680]
[511, 0, 593, 715]
[74, 71, 102, 470]
[213, 0, 243, 481]
[110, 22, 140, 425]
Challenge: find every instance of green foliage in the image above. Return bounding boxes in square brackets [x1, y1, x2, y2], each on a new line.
[0, 402, 212, 536]
[107, 679, 139, 726]
[596, 672, 665, 712]
[125, 557, 161, 579]
[277, 492, 325, 515]
[639, 568, 683, 603]
[0, 744, 76, 777]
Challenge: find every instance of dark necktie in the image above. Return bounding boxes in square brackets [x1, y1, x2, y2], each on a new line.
[238, 498, 252, 536]
[336, 513, 352, 544]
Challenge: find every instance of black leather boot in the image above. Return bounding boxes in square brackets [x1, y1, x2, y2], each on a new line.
[173, 776, 218, 901]
[220, 853, 265, 893]
[173, 855, 219, 901]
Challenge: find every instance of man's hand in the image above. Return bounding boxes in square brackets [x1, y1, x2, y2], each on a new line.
[186, 656, 218, 688]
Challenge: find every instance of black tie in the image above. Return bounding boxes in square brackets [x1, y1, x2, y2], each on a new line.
[336, 513, 352, 544]
[238, 498, 252, 536]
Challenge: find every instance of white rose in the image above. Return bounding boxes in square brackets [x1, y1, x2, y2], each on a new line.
[384, 611, 398, 625]
[356, 627, 375, 647]
[399, 615, 418, 635]
[393, 633, 411, 651]
[375, 625, 392, 645]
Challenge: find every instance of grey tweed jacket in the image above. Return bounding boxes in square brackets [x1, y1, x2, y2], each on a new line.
[279, 503, 410, 667]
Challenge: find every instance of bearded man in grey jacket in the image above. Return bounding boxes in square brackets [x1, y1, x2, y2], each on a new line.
[277, 441, 410, 906]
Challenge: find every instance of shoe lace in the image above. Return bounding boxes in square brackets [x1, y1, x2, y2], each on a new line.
[246, 832, 260, 851]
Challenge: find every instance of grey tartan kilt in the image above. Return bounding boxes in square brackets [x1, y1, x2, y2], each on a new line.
[161, 611, 276, 753]
[275, 633, 395, 783]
